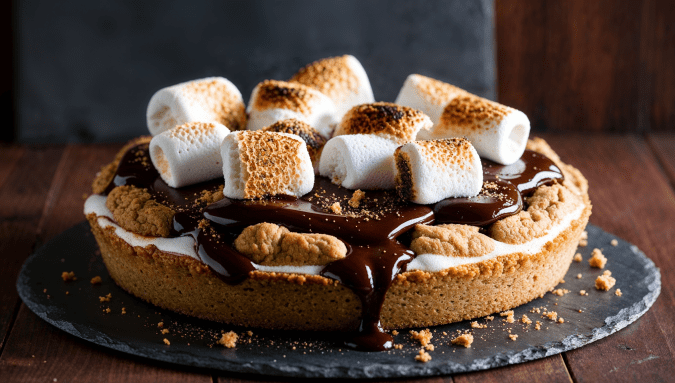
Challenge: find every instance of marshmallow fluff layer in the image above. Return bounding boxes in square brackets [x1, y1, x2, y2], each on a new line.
[246, 80, 338, 139]
[146, 77, 246, 136]
[290, 55, 375, 119]
[149, 122, 230, 188]
[395, 138, 483, 204]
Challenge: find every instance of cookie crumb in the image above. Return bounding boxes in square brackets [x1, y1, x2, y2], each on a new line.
[615, 289, 622, 297]
[545, 311, 558, 321]
[552, 288, 570, 296]
[425, 344, 435, 351]
[589, 248, 607, 268]
[329, 202, 342, 214]
[509, 334, 518, 341]
[348, 189, 365, 208]
[163, 338, 170, 345]
[558, 318, 565, 324]
[595, 272, 616, 291]
[521, 315, 532, 324]
[217, 331, 238, 348]
[247, 331, 253, 336]
[394, 344, 403, 350]
[415, 349, 432, 363]
[161, 329, 169, 334]
[391, 330, 399, 335]
[99, 293, 112, 302]
[486, 315, 494, 321]
[576, 273, 582, 279]
[535, 321, 542, 330]
[61, 271, 76, 282]
[471, 321, 487, 329]
[104, 308, 111, 314]
[573, 253, 582, 262]
[90, 276, 102, 285]
[611, 239, 618, 246]
[580, 290, 588, 296]
[410, 329, 432, 346]
[500, 310, 515, 323]
[451, 334, 474, 348]
[157, 322, 164, 328]
[121, 307, 126, 315]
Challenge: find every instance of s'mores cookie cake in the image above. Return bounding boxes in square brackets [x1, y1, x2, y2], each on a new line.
[85, 56, 591, 351]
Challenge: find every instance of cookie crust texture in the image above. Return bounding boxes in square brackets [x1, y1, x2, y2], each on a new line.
[86, 138, 591, 331]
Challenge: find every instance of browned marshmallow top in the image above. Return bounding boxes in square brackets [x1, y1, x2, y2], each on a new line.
[335, 102, 429, 144]
[438, 94, 511, 134]
[262, 119, 326, 163]
[412, 138, 479, 167]
[250, 80, 322, 114]
[411, 74, 468, 106]
[183, 79, 246, 131]
[290, 55, 359, 101]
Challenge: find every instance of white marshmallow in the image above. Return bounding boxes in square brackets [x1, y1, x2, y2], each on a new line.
[394, 74, 467, 125]
[221, 131, 314, 199]
[395, 138, 483, 204]
[319, 134, 400, 190]
[425, 94, 530, 165]
[290, 55, 375, 119]
[246, 80, 338, 139]
[149, 122, 230, 188]
[146, 77, 246, 136]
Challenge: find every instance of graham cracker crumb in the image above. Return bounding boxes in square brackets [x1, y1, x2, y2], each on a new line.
[576, 273, 582, 279]
[573, 253, 583, 262]
[163, 338, 170, 345]
[611, 239, 618, 246]
[451, 334, 474, 348]
[157, 322, 164, 328]
[558, 318, 565, 324]
[595, 273, 616, 291]
[104, 308, 111, 314]
[394, 344, 403, 350]
[509, 334, 518, 341]
[552, 288, 570, 296]
[425, 344, 435, 351]
[471, 321, 487, 329]
[90, 276, 102, 285]
[329, 202, 342, 214]
[486, 316, 494, 321]
[589, 248, 607, 268]
[415, 349, 432, 363]
[99, 293, 111, 302]
[410, 329, 433, 346]
[61, 271, 76, 282]
[247, 331, 253, 336]
[500, 310, 515, 323]
[234, 223, 347, 266]
[349, 190, 365, 208]
[392, 330, 399, 336]
[161, 329, 169, 334]
[521, 315, 532, 324]
[217, 331, 238, 348]
[580, 290, 588, 296]
[535, 321, 542, 330]
[121, 307, 126, 315]
[545, 311, 558, 321]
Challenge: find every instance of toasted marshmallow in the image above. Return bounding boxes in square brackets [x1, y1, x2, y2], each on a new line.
[262, 119, 327, 174]
[425, 94, 530, 165]
[149, 122, 230, 188]
[221, 131, 314, 199]
[319, 134, 400, 190]
[394, 74, 468, 125]
[246, 80, 338, 139]
[290, 55, 375, 119]
[146, 77, 246, 136]
[333, 102, 432, 144]
[395, 138, 483, 204]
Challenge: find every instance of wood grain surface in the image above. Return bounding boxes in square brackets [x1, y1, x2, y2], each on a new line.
[0, 135, 673, 382]
[496, 0, 675, 132]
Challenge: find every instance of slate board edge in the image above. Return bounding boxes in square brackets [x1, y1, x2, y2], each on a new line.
[16, 223, 662, 379]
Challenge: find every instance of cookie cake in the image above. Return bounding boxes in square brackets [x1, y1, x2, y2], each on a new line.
[84, 55, 591, 351]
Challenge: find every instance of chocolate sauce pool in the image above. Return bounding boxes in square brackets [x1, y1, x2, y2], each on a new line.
[101, 143, 562, 351]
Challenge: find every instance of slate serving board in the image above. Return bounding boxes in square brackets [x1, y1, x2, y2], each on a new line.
[16, 222, 660, 379]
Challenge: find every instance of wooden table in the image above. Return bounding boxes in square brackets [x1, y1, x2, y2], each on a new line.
[0, 133, 673, 382]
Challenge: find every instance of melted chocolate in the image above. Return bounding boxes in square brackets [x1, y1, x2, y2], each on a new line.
[101, 144, 563, 352]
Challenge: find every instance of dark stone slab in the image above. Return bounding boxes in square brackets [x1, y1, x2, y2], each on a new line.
[17, 0, 495, 143]
[16, 222, 660, 379]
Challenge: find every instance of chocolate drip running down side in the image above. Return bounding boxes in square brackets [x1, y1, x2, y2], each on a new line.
[100, 143, 563, 351]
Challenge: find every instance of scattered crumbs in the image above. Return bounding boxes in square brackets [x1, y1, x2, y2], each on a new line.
[611, 239, 618, 246]
[500, 310, 515, 323]
[521, 315, 532, 325]
[415, 349, 432, 363]
[99, 293, 112, 302]
[486, 315, 494, 321]
[580, 290, 588, 296]
[217, 331, 238, 348]
[247, 331, 253, 336]
[163, 338, 170, 346]
[121, 307, 126, 315]
[509, 334, 518, 341]
[61, 271, 76, 282]
[451, 334, 474, 348]
[329, 202, 342, 214]
[391, 330, 399, 336]
[558, 318, 565, 324]
[161, 329, 169, 334]
[394, 344, 403, 350]
[471, 321, 487, 329]
[348, 190, 365, 208]
[589, 248, 607, 268]
[615, 289, 623, 297]
[595, 270, 616, 291]
[545, 311, 558, 321]
[576, 273, 583, 279]
[90, 276, 102, 285]
[425, 344, 435, 351]
[535, 321, 542, 330]
[552, 288, 570, 296]
[104, 308, 111, 314]
[410, 329, 432, 346]
[157, 322, 164, 328]
[573, 253, 583, 262]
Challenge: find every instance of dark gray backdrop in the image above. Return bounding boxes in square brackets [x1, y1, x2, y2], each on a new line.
[17, 0, 494, 143]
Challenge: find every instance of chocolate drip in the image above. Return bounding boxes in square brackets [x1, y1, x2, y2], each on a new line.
[100, 144, 563, 352]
